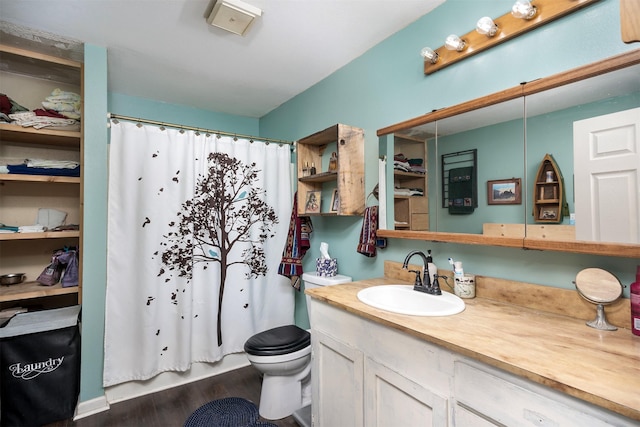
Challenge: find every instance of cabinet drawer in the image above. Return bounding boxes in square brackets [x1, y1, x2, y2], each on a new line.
[454, 361, 635, 427]
[411, 196, 428, 212]
[411, 213, 429, 231]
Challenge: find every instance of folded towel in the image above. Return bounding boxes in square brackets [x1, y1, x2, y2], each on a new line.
[48, 88, 81, 102]
[27, 158, 79, 169]
[19, 225, 46, 233]
[357, 205, 378, 257]
[278, 193, 313, 290]
[7, 164, 80, 177]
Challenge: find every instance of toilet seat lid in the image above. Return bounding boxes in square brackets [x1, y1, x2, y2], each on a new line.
[244, 325, 310, 356]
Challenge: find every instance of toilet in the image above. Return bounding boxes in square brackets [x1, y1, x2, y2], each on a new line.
[244, 272, 352, 420]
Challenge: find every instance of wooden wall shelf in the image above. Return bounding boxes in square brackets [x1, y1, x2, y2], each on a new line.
[0, 281, 78, 302]
[297, 124, 365, 216]
[533, 154, 565, 223]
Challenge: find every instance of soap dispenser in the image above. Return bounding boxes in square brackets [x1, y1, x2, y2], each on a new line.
[426, 250, 438, 285]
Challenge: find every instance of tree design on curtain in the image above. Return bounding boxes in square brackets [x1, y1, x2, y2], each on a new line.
[157, 152, 279, 346]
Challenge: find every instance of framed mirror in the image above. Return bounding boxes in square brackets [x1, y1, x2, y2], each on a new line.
[377, 49, 640, 257]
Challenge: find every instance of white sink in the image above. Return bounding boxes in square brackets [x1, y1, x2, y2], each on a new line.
[357, 285, 465, 316]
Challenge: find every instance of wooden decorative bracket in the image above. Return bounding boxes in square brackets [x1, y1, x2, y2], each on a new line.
[424, 0, 602, 75]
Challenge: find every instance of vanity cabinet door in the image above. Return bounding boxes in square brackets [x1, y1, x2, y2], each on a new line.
[364, 357, 448, 426]
[312, 330, 364, 427]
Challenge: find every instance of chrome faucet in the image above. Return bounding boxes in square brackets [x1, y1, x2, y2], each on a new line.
[402, 250, 442, 295]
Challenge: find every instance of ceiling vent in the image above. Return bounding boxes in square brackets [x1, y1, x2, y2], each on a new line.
[207, 0, 262, 36]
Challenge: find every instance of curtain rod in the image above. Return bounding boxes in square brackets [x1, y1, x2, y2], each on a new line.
[107, 113, 295, 148]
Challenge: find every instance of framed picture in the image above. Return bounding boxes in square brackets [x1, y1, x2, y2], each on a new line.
[304, 190, 321, 214]
[539, 206, 559, 221]
[487, 178, 522, 205]
[330, 189, 339, 212]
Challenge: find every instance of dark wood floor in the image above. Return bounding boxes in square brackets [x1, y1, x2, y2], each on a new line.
[45, 366, 300, 427]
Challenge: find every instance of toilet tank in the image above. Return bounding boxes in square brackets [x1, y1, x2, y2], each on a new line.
[302, 272, 352, 319]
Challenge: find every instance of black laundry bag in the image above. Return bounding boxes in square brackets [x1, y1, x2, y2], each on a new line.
[0, 306, 81, 427]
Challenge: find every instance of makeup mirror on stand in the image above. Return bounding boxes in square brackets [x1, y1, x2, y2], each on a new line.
[574, 268, 624, 331]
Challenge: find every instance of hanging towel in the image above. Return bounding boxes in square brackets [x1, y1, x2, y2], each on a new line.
[357, 205, 378, 257]
[278, 193, 313, 290]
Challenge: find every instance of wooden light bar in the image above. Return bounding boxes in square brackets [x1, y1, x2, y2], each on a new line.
[424, 0, 602, 75]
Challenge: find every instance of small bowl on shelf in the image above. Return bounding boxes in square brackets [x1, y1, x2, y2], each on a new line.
[0, 273, 26, 286]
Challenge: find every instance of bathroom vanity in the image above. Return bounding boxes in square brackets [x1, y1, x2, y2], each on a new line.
[306, 262, 639, 426]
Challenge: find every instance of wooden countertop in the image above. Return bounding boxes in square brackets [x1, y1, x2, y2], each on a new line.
[306, 267, 640, 421]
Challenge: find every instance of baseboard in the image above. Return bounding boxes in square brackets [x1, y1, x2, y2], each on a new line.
[104, 353, 250, 404]
[74, 394, 110, 420]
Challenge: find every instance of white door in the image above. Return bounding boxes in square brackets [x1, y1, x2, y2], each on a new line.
[573, 107, 640, 243]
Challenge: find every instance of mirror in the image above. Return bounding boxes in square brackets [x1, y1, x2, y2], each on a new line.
[525, 63, 640, 244]
[387, 97, 525, 238]
[382, 98, 525, 234]
[377, 50, 640, 257]
[574, 268, 623, 331]
[434, 98, 525, 235]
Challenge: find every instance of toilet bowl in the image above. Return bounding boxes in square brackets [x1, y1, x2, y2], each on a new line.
[244, 273, 352, 420]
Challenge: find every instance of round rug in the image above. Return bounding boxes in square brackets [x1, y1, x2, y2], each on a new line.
[184, 397, 277, 427]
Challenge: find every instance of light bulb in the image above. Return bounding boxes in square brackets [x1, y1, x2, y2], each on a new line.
[511, 0, 537, 20]
[420, 47, 439, 64]
[476, 16, 498, 37]
[444, 34, 466, 52]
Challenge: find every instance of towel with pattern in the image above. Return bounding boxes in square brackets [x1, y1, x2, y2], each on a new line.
[357, 205, 378, 257]
[277, 193, 313, 290]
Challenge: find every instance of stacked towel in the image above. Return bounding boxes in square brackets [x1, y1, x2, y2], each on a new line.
[5, 158, 80, 177]
[278, 193, 313, 290]
[42, 88, 81, 120]
[8, 111, 77, 129]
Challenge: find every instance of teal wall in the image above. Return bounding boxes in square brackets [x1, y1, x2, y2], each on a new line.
[108, 93, 259, 134]
[259, 0, 639, 328]
[81, 44, 109, 402]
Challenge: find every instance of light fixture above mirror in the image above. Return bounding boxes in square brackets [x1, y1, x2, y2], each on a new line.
[511, 0, 538, 20]
[476, 17, 498, 37]
[444, 34, 466, 51]
[420, 47, 439, 64]
[421, 0, 601, 75]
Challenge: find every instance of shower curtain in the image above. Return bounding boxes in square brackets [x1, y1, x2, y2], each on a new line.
[103, 121, 294, 387]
